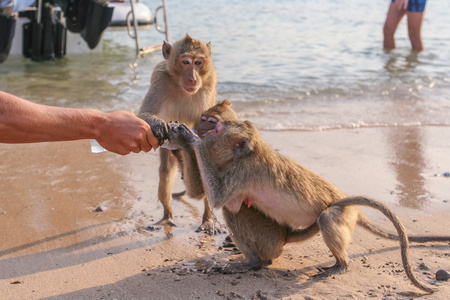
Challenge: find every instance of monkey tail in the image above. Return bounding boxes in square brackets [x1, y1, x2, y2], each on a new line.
[358, 202, 450, 243]
[408, 235, 450, 243]
[332, 196, 436, 294]
[286, 222, 320, 244]
[172, 190, 186, 198]
[357, 213, 400, 240]
[358, 211, 450, 243]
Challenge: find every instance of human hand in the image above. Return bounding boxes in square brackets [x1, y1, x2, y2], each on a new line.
[95, 111, 159, 155]
[395, 0, 408, 10]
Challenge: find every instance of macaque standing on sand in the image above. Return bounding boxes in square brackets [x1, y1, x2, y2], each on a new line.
[138, 34, 217, 233]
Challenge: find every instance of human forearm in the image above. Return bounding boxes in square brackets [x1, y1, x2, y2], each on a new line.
[0, 91, 159, 155]
[0, 91, 104, 142]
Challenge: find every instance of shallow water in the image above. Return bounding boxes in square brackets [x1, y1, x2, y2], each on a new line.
[1, 0, 449, 131]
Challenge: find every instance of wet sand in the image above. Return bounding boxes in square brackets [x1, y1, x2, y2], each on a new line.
[1, 127, 449, 299]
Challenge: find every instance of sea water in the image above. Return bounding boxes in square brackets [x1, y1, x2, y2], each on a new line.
[0, 0, 449, 132]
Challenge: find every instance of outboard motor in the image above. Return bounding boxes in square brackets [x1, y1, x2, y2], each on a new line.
[4, 0, 113, 62]
[80, 0, 114, 49]
[0, 2, 16, 63]
[61, 0, 114, 49]
[64, 0, 90, 33]
[22, 1, 66, 61]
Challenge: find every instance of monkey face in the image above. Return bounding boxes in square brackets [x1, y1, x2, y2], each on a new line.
[202, 120, 255, 159]
[161, 34, 214, 95]
[177, 55, 206, 94]
[195, 100, 239, 138]
[196, 114, 219, 138]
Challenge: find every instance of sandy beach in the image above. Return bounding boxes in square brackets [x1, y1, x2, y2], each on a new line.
[1, 126, 449, 300]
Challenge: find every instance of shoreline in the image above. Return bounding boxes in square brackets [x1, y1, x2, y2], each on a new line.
[0, 126, 449, 299]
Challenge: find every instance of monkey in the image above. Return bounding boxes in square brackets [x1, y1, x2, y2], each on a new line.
[178, 100, 321, 269]
[177, 101, 450, 276]
[138, 34, 217, 233]
[167, 119, 450, 293]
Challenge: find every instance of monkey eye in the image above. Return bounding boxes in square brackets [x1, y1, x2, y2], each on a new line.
[201, 116, 207, 121]
[194, 60, 202, 66]
[234, 141, 248, 153]
[181, 58, 192, 65]
[234, 139, 252, 156]
[207, 117, 217, 123]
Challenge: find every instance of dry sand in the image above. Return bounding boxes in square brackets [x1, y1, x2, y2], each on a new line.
[0, 126, 449, 300]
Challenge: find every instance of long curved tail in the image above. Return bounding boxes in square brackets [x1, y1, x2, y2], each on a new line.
[286, 222, 320, 244]
[331, 196, 436, 294]
[357, 208, 450, 243]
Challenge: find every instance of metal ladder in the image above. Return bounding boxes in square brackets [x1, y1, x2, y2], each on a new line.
[127, 0, 169, 55]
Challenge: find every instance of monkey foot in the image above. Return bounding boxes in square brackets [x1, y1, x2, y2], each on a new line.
[196, 219, 227, 235]
[222, 241, 236, 248]
[314, 263, 347, 278]
[196, 220, 215, 235]
[219, 261, 262, 274]
[154, 217, 177, 227]
[222, 234, 236, 248]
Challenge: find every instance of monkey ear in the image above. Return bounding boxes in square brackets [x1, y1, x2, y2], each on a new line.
[162, 41, 172, 60]
[234, 139, 252, 157]
[222, 99, 231, 107]
[184, 33, 193, 42]
[206, 42, 212, 55]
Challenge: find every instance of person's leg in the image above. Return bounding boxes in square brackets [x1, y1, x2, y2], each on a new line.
[406, 12, 425, 52]
[383, 2, 406, 50]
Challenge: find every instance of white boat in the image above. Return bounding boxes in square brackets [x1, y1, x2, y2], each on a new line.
[0, 0, 168, 62]
[109, 0, 153, 27]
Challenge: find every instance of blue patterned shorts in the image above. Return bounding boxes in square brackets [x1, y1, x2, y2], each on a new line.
[391, 0, 427, 12]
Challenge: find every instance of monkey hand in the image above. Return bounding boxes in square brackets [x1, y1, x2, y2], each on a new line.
[147, 118, 169, 146]
[168, 123, 201, 149]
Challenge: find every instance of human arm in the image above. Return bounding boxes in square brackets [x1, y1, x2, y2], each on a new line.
[0, 91, 159, 155]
